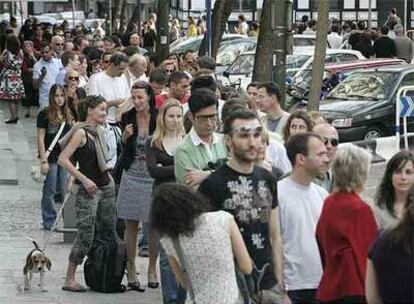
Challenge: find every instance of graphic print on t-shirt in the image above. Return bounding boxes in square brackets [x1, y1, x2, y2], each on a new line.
[224, 177, 271, 249]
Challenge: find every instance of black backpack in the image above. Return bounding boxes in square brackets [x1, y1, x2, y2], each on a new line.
[84, 239, 127, 293]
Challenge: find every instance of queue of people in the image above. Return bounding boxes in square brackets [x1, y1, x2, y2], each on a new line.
[0, 14, 412, 304]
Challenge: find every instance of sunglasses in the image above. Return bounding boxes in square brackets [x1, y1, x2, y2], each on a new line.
[68, 76, 79, 81]
[324, 137, 339, 147]
[55, 43, 64, 46]
[103, 60, 110, 64]
[231, 125, 263, 135]
[166, 69, 174, 73]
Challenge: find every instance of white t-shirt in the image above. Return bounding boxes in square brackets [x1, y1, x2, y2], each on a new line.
[87, 71, 130, 123]
[266, 139, 292, 174]
[277, 176, 328, 291]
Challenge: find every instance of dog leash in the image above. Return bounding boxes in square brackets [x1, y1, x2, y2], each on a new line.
[41, 191, 72, 251]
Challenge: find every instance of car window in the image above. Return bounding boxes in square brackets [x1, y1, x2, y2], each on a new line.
[227, 54, 255, 74]
[286, 55, 311, 69]
[216, 40, 257, 66]
[400, 73, 414, 87]
[327, 72, 399, 101]
[324, 55, 336, 63]
[294, 38, 315, 46]
[335, 53, 359, 62]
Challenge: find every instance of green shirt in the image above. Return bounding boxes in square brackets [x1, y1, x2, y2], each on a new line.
[174, 129, 228, 185]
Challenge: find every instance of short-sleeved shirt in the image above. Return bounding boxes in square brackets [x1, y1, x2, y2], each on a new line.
[369, 231, 414, 303]
[198, 164, 278, 289]
[36, 109, 71, 163]
[33, 58, 62, 109]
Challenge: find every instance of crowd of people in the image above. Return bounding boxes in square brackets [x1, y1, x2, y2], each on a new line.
[296, 7, 414, 63]
[0, 11, 412, 304]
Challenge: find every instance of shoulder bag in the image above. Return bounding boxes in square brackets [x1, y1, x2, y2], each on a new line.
[172, 237, 196, 304]
[30, 122, 66, 183]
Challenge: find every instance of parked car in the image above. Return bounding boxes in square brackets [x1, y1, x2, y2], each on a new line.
[220, 48, 365, 90]
[288, 58, 406, 105]
[169, 34, 245, 55]
[319, 64, 414, 142]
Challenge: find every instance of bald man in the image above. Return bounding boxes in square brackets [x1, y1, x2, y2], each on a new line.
[313, 123, 339, 192]
[51, 35, 64, 58]
[122, 54, 148, 88]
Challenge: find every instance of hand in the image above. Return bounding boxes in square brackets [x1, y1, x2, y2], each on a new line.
[184, 169, 210, 187]
[123, 124, 134, 141]
[41, 67, 47, 77]
[82, 178, 97, 196]
[40, 162, 49, 175]
[110, 99, 124, 107]
[67, 83, 77, 97]
[283, 294, 292, 304]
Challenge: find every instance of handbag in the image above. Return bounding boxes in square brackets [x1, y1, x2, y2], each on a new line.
[30, 122, 66, 183]
[173, 237, 196, 304]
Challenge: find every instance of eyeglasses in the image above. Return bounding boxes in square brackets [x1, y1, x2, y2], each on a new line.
[324, 137, 339, 147]
[195, 113, 218, 123]
[68, 76, 79, 81]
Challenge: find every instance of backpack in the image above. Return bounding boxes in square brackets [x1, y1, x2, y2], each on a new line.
[84, 239, 127, 293]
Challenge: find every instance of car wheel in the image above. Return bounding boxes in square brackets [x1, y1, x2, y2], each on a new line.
[364, 127, 384, 140]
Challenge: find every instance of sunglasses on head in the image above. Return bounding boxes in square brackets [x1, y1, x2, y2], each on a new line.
[231, 125, 263, 135]
[324, 137, 339, 147]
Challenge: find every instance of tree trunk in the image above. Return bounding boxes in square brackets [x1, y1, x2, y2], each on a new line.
[111, 0, 121, 34]
[307, 0, 329, 111]
[252, 0, 273, 82]
[118, 0, 127, 34]
[198, 0, 232, 59]
[156, 0, 170, 62]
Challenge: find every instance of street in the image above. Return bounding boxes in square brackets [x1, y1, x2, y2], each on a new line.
[0, 103, 384, 304]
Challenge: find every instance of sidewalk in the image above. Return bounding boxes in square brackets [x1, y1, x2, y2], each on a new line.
[0, 104, 162, 303]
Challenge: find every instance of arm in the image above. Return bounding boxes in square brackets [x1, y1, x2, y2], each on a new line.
[268, 207, 285, 293]
[229, 218, 252, 274]
[365, 259, 383, 304]
[145, 141, 175, 180]
[166, 256, 188, 289]
[174, 148, 193, 185]
[36, 128, 49, 174]
[58, 129, 97, 196]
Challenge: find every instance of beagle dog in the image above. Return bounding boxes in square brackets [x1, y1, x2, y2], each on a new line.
[23, 241, 51, 292]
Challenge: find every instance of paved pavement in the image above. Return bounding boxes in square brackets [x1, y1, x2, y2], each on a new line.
[0, 103, 385, 304]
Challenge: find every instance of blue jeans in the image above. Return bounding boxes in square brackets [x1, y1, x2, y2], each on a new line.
[41, 163, 68, 229]
[138, 222, 149, 250]
[159, 246, 186, 304]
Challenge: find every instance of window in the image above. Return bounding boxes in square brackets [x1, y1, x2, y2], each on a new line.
[230, 0, 256, 11]
[335, 53, 359, 62]
[400, 73, 414, 87]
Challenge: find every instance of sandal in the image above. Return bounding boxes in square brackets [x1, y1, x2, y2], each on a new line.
[128, 281, 145, 292]
[62, 284, 87, 292]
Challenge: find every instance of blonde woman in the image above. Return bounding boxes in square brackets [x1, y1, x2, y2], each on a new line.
[145, 99, 185, 296]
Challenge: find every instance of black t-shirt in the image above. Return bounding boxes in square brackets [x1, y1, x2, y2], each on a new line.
[198, 164, 278, 290]
[373, 36, 397, 58]
[349, 32, 373, 58]
[36, 109, 71, 163]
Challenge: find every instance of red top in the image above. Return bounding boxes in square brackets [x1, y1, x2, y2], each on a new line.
[316, 192, 378, 302]
[155, 93, 189, 109]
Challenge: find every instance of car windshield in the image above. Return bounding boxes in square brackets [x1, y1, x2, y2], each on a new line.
[327, 72, 399, 101]
[216, 39, 257, 65]
[227, 54, 254, 74]
[287, 55, 311, 69]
